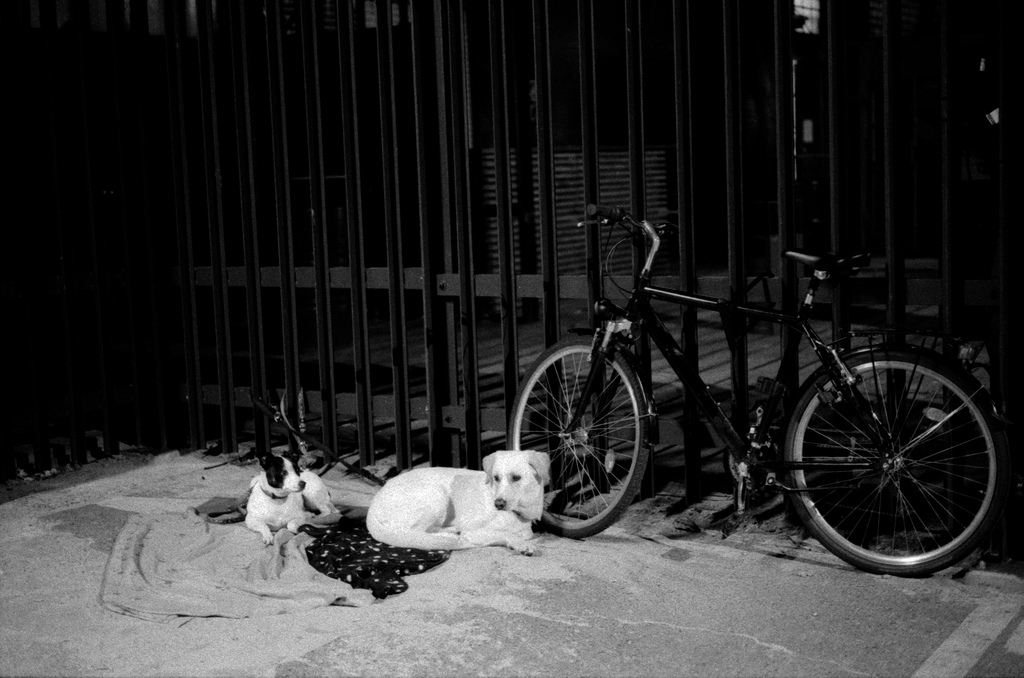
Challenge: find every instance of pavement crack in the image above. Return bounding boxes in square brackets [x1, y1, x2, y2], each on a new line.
[596, 615, 872, 676]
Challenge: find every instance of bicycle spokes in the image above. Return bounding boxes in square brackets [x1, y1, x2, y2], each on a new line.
[786, 351, 1005, 575]
[508, 339, 649, 538]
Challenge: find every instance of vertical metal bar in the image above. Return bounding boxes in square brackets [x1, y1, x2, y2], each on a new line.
[996, 0, 1012, 423]
[624, 0, 653, 495]
[937, 0, 954, 348]
[991, 0, 1012, 560]
[22, 226, 52, 470]
[9, 4, 51, 466]
[624, 1, 645, 218]
[38, 0, 86, 464]
[6, 5, 46, 469]
[10, 10, 29, 476]
[449, 0, 482, 468]
[129, 0, 147, 34]
[531, 0, 559, 348]
[939, 0, 954, 340]
[164, 0, 203, 449]
[577, 0, 600, 316]
[673, 1, 701, 504]
[507, 2, 535, 354]
[624, 0, 644, 285]
[378, 0, 412, 468]
[409, 0, 444, 464]
[105, 0, 123, 31]
[625, 4, 646, 315]
[105, 0, 144, 445]
[0, 396, 11, 479]
[299, 0, 339, 458]
[1, 1, 31, 25]
[825, 0, 848, 340]
[129, 0, 168, 449]
[882, 0, 905, 328]
[70, 0, 118, 457]
[229, 0, 269, 455]
[774, 0, 798, 396]
[197, 0, 236, 453]
[722, 0, 748, 432]
[433, 0, 463, 465]
[265, 0, 299, 453]
[488, 0, 519, 413]
[338, 0, 374, 464]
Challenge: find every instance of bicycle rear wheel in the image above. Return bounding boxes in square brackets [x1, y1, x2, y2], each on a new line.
[507, 338, 650, 539]
[784, 346, 1009, 576]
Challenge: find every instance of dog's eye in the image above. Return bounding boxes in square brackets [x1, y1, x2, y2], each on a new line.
[511, 474, 521, 482]
[493, 475, 500, 483]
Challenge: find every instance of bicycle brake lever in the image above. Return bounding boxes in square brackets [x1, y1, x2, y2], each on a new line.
[577, 219, 604, 228]
[654, 223, 678, 237]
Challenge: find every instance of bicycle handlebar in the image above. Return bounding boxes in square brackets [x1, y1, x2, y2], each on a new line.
[586, 203, 627, 223]
[585, 203, 661, 279]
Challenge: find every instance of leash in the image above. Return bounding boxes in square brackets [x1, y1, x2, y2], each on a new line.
[250, 392, 385, 487]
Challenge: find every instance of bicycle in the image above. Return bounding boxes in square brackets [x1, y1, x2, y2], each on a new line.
[507, 203, 1010, 577]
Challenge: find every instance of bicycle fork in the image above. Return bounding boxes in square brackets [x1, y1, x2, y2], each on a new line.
[558, 326, 623, 472]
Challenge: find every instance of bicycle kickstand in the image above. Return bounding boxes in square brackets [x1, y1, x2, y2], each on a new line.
[735, 474, 748, 514]
[732, 459, 751, 515]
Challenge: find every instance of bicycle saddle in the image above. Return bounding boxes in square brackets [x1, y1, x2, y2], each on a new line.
[783, 249, 871, 276]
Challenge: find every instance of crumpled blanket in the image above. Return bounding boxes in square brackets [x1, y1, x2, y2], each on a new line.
[100, 510, 375, 622]
[302, 518, 450, 599]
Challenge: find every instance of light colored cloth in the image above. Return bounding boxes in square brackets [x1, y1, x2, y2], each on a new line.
[100, 509, 374, 622]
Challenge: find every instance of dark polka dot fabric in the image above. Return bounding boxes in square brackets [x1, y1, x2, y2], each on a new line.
[301, 517, 450, 599]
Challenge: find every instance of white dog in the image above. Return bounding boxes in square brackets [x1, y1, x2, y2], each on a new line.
[366, 450, 550, 555]
[244, 452, 338, 545]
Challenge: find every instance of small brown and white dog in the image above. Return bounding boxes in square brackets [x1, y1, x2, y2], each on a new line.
[366, 450, 550, 555]
[244, 452, 338, 545]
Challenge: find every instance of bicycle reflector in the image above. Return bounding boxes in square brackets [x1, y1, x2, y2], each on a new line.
[957, 340, 983, 364]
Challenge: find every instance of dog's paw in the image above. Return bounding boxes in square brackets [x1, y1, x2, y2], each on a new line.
[260, 532, 274, 546]
[510, 541, 537, 556]
[314, 505, 339, 518]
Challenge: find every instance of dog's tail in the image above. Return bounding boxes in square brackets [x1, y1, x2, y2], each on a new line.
[366, 519, 463, 552]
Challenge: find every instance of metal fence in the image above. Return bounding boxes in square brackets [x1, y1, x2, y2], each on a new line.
[3, 0, 1016, 539]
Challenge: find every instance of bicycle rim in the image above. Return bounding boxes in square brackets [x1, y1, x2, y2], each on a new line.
[785, 349, 1008, 576]
[508, 339, 648, 539]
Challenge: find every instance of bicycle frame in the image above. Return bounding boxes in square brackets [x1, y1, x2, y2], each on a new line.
[636, 284, 796, 456]
[631, 285, 882, 464]
[572, 216, 884, 509]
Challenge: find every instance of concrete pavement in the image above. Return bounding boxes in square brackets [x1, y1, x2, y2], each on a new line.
[1, 450, 1023, 678]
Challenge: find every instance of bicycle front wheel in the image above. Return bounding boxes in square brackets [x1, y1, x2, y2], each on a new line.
[508, 338, 650, 539]
[784, 346, 1010, 576]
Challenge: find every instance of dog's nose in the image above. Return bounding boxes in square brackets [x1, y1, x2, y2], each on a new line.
[494, 498, 506, 510]
[298, 480, 306, 491]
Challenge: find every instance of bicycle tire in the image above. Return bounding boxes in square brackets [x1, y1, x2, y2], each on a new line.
[783, 345, 1010, 576]
[507, 337, 650, 538]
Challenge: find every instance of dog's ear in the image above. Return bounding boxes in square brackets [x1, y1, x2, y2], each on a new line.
[481, 452, 496, 482]
[526, 451, 551, 487]
[256, 451, 275, 471]
[282, 448, 303, 470]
